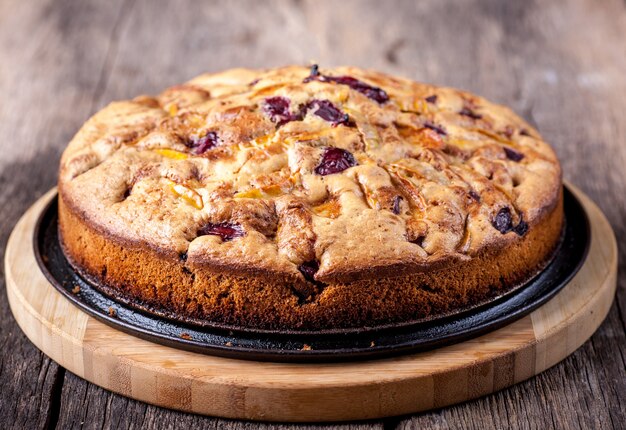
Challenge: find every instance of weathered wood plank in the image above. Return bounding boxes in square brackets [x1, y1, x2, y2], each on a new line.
[0, 0, 124, 429]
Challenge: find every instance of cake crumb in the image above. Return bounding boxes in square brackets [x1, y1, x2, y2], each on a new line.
[71, 286, 81, 294]
[180, 332, 192, 340]
[370, 341, 376, 347]
[108, 307, 117, 317]
[301, 344, 312, 351]
[225, 341, 233, 347]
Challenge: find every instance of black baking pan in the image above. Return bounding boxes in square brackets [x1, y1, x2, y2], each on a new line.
[34, 186, 590, 362]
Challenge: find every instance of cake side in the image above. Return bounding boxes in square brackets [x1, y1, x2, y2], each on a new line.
[58, 185, 563, 330]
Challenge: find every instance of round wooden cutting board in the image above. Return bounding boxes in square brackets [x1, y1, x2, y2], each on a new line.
[5, 184, 617, 422]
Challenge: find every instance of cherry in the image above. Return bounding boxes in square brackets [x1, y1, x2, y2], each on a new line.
[185, 131, 219, 154]
[459, 107, 482, 120]
[392, 196, 403, 215]
[503, 146, 524, 162]
[307, 99, 352, 127]
[298, 260, 319, 283]
[197, 222, 245, 241]
[423, 121, 447, 136]
[492, 207, 528, 235]
[314, 147, 357, 176]
[303, 65, 389, 104]
[492, 207, 513, 233]
[263, 96, 301, 127]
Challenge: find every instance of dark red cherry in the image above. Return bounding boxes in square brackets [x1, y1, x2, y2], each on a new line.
[503, 146, 524, 162]
[303, 65, 389, 104]
[307, 99, 352, 127]
[263, 96, 304, 127]
[513, 219, 528, 236]
[197, 222, 245, 241]
[298, 260, 319, 283]
[185, 131, 219, 154]
[492, 207, 528, 235]
[392, 196, 403, 215]
[327, 76, 389, 104]
[459, 107, 482, 120]
[423, 121, 447, 136]
[314, 147, 357, 176]
[492, 207, 513, 234]
[425, 95, 438, 104]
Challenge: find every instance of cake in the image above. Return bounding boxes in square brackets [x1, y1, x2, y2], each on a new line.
[58, 65, 563, 331]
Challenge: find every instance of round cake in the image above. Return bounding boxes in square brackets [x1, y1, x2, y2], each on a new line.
[58, 65, 563, 331]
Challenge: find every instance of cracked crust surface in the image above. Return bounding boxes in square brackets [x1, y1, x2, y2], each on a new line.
[58, 65, 563, 329]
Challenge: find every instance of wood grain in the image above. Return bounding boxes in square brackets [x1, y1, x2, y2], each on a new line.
[5, 185, 618, 422]
[1, 0, 624, 428]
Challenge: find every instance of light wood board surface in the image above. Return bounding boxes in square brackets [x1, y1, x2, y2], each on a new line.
[5, 184, 617, 422]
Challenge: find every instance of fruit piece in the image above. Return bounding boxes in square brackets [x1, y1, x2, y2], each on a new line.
[513, 220, 528, 236]
[423, 121, 447, 136]
[425, 95, 437, 104]
[513, 216, 529, 236]
[492, 207, 513, 233]
[185, 131, 219, 154]
[303, 65, 389, 104]
[164, 102, 178, 116]
[415, 128, 445, 149]
[264, 96, 354, 128]
[153, 148, 189, 160]
[197, 222, 245, 241]
[459, 107, 482, 120]
[503, 125, 515, 138]
[314, 147, 357, 176]
[298, 260, 319, 283]
[234, 184, 287, 199]
[313, 198, 341, 218]
[503, 146, 524, 162]
[307, 99, 353, 127]
[263, 96, 303, 127]
[392, 196, 403, 215]
[167, 180, 203, 209]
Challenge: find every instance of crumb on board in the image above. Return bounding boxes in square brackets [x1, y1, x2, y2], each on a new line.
[71, 286, 80, 294]
[301, 344, 312, 351]
[108, 307, 117, 317]
[225, 341, 233, 347]
[180, 332, 192, 340]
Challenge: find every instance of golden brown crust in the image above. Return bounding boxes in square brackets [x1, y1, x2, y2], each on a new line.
[59, 188, 563, 330]
[57, 65, 564, 329]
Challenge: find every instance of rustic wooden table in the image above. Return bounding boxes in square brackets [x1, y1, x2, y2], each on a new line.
[1, 1, 624, 428]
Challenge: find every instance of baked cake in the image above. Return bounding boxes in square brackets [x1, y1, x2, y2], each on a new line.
[58, 65, 563, 330]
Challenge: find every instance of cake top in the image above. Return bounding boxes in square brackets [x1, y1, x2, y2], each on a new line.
[59, 65, 561, 283]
